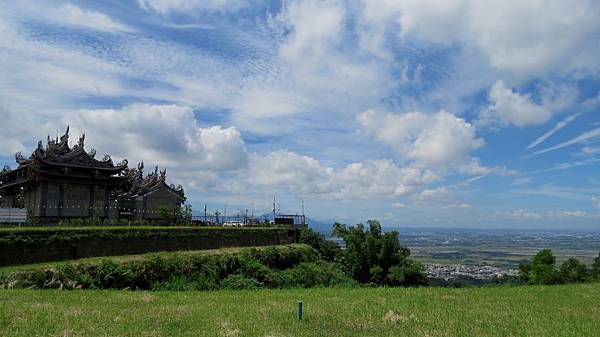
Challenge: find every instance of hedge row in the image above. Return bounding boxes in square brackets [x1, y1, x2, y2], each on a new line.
[0, 244, 356, 290]
[0, 226, 288, 246]
[0, 227, 296, 266]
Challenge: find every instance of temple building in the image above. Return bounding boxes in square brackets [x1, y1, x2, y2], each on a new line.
[0, 127, 185, 223]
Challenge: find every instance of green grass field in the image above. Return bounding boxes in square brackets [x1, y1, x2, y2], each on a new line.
[1, 283, 599, 337]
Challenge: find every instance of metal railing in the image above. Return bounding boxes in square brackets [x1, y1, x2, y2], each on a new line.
[0, 208, 27, 224]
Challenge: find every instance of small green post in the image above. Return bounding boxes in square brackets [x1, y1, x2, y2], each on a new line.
[297, 301, 303, 321]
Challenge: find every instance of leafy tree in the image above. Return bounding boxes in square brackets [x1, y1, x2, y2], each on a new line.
[332, 220, 427, 286]
[533, 249, 556, 266]
[298, 228, 341, 262]
[158, 205, 175, 225]
[592, 253, 600, 279]
[180, 204, 193, 225]
[559, 257, 588, 283]
[519, 249, 562, 285]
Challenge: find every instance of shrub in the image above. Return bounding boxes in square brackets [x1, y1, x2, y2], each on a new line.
[220, 274, 262, 290]
[282, 262, 355, 288]
[386, 261, 428, 287]
[0, 244, 320, 291]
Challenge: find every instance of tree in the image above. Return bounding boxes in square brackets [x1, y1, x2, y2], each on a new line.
[331, 220, 427, 286]
[518, 249, 562, 285]
[180, 204, 193, 225]
[158, 205, 175, 225]
[592, 253, 600, 279]
[299, 228, 341, 262]
[559, 257, 588, 283]
[532, 249, 556, 266]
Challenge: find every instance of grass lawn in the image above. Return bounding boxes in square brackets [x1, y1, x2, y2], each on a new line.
[1, 283, 599, 337]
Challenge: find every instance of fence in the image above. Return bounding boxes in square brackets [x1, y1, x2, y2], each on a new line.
[0, 208, 27, 224]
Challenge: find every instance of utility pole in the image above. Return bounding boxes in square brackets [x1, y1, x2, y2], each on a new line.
[204, 204, 207, 223]
[272, 196, 276, 221]
[224, 203, 227, 222]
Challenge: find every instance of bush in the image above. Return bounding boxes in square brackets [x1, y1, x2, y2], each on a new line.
[282, 262, 356, 288]
[220, 274, 262, 290]
[0, 244, 321, 291]
[386, 261, 428, 287]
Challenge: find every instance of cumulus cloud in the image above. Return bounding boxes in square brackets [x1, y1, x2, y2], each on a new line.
[63, 104, 248, 174]
[391, 202, 405, 209]
[479, 81, 577, 128]
[592, 197, 600, 209]
[337, 159, 440, 198]
[358, 109, 484, 165]
[374, 0, 600, 76]
[411, 187, 451, 204]
[247, 150, 335, 194]
[246, 154, 440, 199]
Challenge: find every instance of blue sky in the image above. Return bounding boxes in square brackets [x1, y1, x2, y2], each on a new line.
[1, 0, 600, 229]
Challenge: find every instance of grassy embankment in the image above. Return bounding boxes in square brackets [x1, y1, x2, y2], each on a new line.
[1, 283, 599, 337]
[0, 244, 301, 274]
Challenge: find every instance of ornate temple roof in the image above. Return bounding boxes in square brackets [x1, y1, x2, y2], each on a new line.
[120, 162, 185, 201]
[13, 126, 127, 172]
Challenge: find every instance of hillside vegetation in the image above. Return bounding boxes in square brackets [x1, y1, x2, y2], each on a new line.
[1, 283, 599, 337]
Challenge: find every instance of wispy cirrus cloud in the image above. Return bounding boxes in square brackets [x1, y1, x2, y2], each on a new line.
[528, 127, 600, 157]
[527, 113, 581, 149]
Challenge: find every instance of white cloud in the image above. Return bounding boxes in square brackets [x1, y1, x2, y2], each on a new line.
[445, 203, 471, 209]
[592, 197, 600, 209]
[504, 209, 594, 220]
[529, 127, 600, 157]
[391, 202, 405, 209]
[377, 0, 600, 76]
[63, 104, 247, 174]
[479, 81, 577, 128]
[53, 4, 130, 33]
[511, 177, 531, 186]
[246, 155, 441, 199]
[358, 109, 484, 165]
[247, 150, 335, 195]
[506, 209, 543, 220]
[559, 210, 588, 218]
[527, 113, 581, 149]
[337, 160, 439, 198]
[459, 157, 518, 176]
[136, 0, 248, 15]
[411, 187, 451, 204]
[581, 146, 600, 156]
